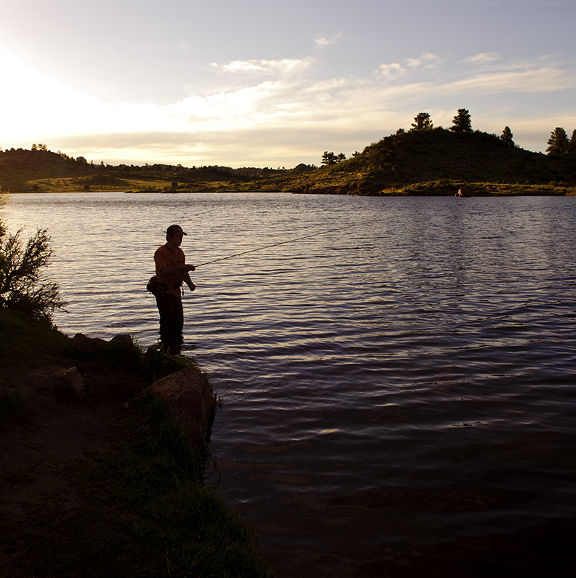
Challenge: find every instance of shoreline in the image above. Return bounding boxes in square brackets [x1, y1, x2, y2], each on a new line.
[0, 310, 273, 577]
[4, 180, 576, 196]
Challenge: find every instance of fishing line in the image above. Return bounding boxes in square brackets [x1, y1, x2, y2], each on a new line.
[195, 224, 350, 268]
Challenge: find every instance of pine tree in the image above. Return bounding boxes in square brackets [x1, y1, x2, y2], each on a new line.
[566, 129, 576, 156]
[450, 108, 472, 133]
[321, 151, 346, 165]
[321, 151, 337, 166]
[410, 112, 433, 131]
[500, 126, 515, 147]
[546, 127, 569, 156]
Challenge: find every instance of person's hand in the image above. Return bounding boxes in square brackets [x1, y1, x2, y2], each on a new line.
[188, 282, 196, 291]
[184, 264, 195, 272]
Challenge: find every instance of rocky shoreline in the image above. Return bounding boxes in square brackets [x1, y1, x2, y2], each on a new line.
[0, 320, 270, 577]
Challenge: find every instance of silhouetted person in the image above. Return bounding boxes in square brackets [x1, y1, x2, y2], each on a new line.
[154, 224, 195, 354]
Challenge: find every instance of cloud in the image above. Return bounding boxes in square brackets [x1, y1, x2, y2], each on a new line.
[464, 52, 501, 64]
[444, 66, 574, 94]
[302, 77, 350, 94]
[212, 58, 313, 76]
[1, 45, 575, 166]
[56, 125, 380, 168]
[378, 63, 406, 79]
[378, 52, 441, 78]
[406, 52, 441, 69]
[314, 33, 342, 47]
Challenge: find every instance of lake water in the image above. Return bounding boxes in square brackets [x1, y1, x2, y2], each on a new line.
[2, 192, 576, 577]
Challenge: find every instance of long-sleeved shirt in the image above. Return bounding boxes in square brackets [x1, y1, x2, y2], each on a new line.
[154, 243, 186, 297]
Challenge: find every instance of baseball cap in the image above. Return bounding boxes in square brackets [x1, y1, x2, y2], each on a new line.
[166, 224, 187, 236]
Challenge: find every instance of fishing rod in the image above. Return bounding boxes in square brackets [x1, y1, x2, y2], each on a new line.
[195, 225, 348, 268]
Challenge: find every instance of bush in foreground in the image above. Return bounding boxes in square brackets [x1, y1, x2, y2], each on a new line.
[0, 219, 66, 321]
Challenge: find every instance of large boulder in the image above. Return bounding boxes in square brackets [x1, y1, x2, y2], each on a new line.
[149, 366, 216, 448]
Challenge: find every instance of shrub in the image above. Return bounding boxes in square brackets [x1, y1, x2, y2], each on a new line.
[0, 220, 66, 321]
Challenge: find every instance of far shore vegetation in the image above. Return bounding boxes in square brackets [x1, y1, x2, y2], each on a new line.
[1, 109, 576, 196]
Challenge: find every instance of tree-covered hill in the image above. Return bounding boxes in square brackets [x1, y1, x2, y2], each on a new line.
[288, 128, 576, 195]
[0, 146, 296, 193]
[0, 146, 94, 191]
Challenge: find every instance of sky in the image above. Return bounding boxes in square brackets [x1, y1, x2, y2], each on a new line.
[1, 0, 575, 168]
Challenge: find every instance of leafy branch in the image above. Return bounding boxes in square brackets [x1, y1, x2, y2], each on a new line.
[0, 223, 66, 320]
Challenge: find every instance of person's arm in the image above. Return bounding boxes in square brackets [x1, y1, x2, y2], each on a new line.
[157, 263, 195, 276]
[183, 271, 196, 291]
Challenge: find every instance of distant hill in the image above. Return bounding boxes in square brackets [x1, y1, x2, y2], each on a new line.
[287, 128, 576, 195]
[1, 129, 575, 195]
[0, 147, 291, 193]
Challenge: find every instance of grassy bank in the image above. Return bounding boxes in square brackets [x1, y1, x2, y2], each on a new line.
[12, 393, 272, 577]
[0, 310, 273, 577]
[377, 180, 576, 196]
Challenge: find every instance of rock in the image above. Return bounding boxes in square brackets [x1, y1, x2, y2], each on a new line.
[149, 366, 216, 448]
[70, 333, 108, 355]
[109, 334, 135, 350]
[55, 366, 86, 401]
[142, 345, 192, 380]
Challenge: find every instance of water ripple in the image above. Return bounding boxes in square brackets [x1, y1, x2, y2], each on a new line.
[3, 192, 576, 575]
